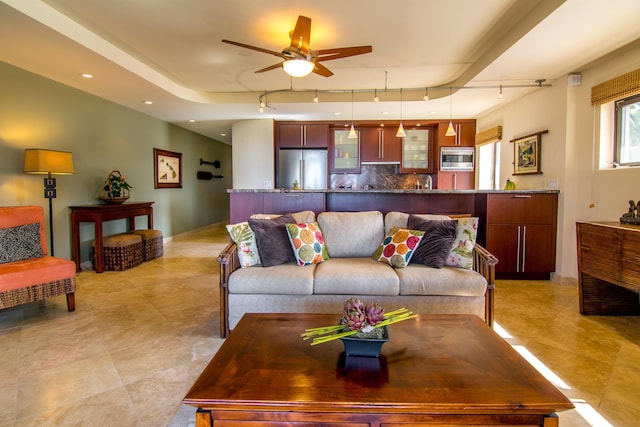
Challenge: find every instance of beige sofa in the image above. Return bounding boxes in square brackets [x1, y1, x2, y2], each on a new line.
[217, 210, 497, 337]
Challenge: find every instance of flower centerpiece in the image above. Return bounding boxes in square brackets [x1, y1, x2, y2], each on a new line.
[99, 170, 133, 204]
[301, 297, 417, 357]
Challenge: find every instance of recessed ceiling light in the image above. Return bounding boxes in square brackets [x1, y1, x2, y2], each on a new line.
[221, 133, 227, 137]
[381, 111, 389, 115]
[188, 119, 196, 123]
[143, 100, 153, 105]
[81, 73, 93, 79]
[333, 112, 341, 116]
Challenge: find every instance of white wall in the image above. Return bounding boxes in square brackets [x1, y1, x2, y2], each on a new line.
[231, 120, 275, 189]
[477, 44, 640, 282]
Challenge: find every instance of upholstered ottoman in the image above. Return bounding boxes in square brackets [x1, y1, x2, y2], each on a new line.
[91, 233, 143, 271]
[130, 229, 163, 261]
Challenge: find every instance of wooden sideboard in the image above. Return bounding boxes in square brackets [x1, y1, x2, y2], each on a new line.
[576, 221, 640, 315]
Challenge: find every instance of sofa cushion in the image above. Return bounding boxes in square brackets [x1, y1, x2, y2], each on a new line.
[396, 264, 487, 297]
[317, 211, 384, 258]
[446, 217, 479, 269]
[248, 214, 296, 267]
[0, 223, 45, 264]
[372, 228, 424, 268]
[407, 216, 457, 268]
[314, 258, 399, 295]
[384, 211, 451, 234]
[225, 222, 261, 268]
[286, 222, 329, 266]
[228, 263, 315, 295]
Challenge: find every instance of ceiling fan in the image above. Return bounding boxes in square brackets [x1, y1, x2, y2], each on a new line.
[222, 15, 372, 78]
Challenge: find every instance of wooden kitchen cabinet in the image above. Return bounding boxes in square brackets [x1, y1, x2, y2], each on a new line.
[438, 120, 476, 146]
[330, 128, 360, 173]
[400, 127, 436, 173]
[278, 123, 329, 148]
[360, 126, 402, 163]
[485, 193, 558, 279]
[437, 171, 474, 190]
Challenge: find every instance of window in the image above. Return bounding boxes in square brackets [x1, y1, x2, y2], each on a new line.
[477, 142, 500, 189]
[615, 94, 640, 166]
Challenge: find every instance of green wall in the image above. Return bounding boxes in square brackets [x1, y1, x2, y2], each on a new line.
[0, 61, 232, 263]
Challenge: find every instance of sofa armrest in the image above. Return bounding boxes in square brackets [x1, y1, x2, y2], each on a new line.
[218, 241, 240, 337]
[472, 244, 498, 327]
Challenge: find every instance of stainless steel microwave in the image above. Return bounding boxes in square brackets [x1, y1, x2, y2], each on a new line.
[440, 147, 475, 171]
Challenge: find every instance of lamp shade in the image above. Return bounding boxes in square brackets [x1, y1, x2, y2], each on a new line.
[282, 59, 315, 77]
[24, 149, 75, 174]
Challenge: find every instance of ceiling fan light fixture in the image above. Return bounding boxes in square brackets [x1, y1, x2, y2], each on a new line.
[282, 59, 315, 77]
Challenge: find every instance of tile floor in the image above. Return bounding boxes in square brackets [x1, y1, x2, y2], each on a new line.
[0, 223, 639, 426]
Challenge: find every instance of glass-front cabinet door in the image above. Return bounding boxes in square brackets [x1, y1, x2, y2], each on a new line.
[401, 128, 434, 173]
[330, 128, 360, 173]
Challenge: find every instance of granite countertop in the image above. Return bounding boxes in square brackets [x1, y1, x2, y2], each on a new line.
[228, 188, 560, 194]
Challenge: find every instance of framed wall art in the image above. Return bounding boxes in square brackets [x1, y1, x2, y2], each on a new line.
[511, 130, 548, 175]
[154, 148, 182, 188]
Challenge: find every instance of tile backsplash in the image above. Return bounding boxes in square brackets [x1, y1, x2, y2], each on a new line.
[330, 164, 432, 190]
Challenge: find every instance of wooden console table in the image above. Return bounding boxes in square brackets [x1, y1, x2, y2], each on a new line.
[70, 202, 154, 273]
[576, 221, 640, 315]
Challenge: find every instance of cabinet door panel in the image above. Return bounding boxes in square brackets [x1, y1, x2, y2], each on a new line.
[278, 123, 328, 148]
[486, 194, 555, 224]
[437, 172, 474, 190]
[522, 224, 555, 273]
[486, 225, 519, 273]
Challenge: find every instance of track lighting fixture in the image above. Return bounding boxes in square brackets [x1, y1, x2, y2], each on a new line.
[498, 85, 503, 99]
[423, 88, 429, 101]
[373, 88, 379, 102]
[313, 89, 319, 103]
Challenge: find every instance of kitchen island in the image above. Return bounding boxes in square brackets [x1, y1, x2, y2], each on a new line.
[228, 189, 559, 279]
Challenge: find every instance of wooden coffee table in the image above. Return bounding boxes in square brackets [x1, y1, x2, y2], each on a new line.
[184, 313, 573, 426]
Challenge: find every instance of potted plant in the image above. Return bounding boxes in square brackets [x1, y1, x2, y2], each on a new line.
[100, 170, 133, 204]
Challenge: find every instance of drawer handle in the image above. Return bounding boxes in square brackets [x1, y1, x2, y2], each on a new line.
[514, 195, 532, 198]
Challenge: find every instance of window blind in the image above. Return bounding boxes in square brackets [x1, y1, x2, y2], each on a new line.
[475, 126, 502, 146]
[591, 68, 640, 106]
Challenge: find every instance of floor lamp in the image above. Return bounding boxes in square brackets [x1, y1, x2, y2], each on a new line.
[24, 149, 75, 256]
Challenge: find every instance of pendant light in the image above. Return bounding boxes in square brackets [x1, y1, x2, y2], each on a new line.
[373, 88, 379, 102]
[445, 87, 457, 136]
[423, 87, 429, 101]
[348, 90, 357, 139]
[313, 89, 319, 103]
[396, 88, 406, 138]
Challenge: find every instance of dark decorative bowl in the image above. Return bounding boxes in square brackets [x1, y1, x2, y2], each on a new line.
[340, 326, 389, 357]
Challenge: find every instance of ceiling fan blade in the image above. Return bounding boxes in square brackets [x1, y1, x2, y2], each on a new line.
[316, 45, 373, 62]
[255, 62, 284, 73]
[222, 39, 287, 58]
[288, 15, 311, 56]
[312, 62, 333, 77]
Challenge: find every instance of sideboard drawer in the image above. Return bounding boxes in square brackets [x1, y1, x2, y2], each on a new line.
[577, 223, 620, 280]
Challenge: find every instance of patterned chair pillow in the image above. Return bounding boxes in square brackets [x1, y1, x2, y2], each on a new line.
[0, 222, 45, 263]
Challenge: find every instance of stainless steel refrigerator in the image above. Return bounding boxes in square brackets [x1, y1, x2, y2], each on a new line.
[278, 149, 328, 189]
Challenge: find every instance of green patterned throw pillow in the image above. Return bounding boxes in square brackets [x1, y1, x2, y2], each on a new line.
[286, 222, 329, 266]
[225, 222, 261, 268]
[446, 217, 479, 269]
